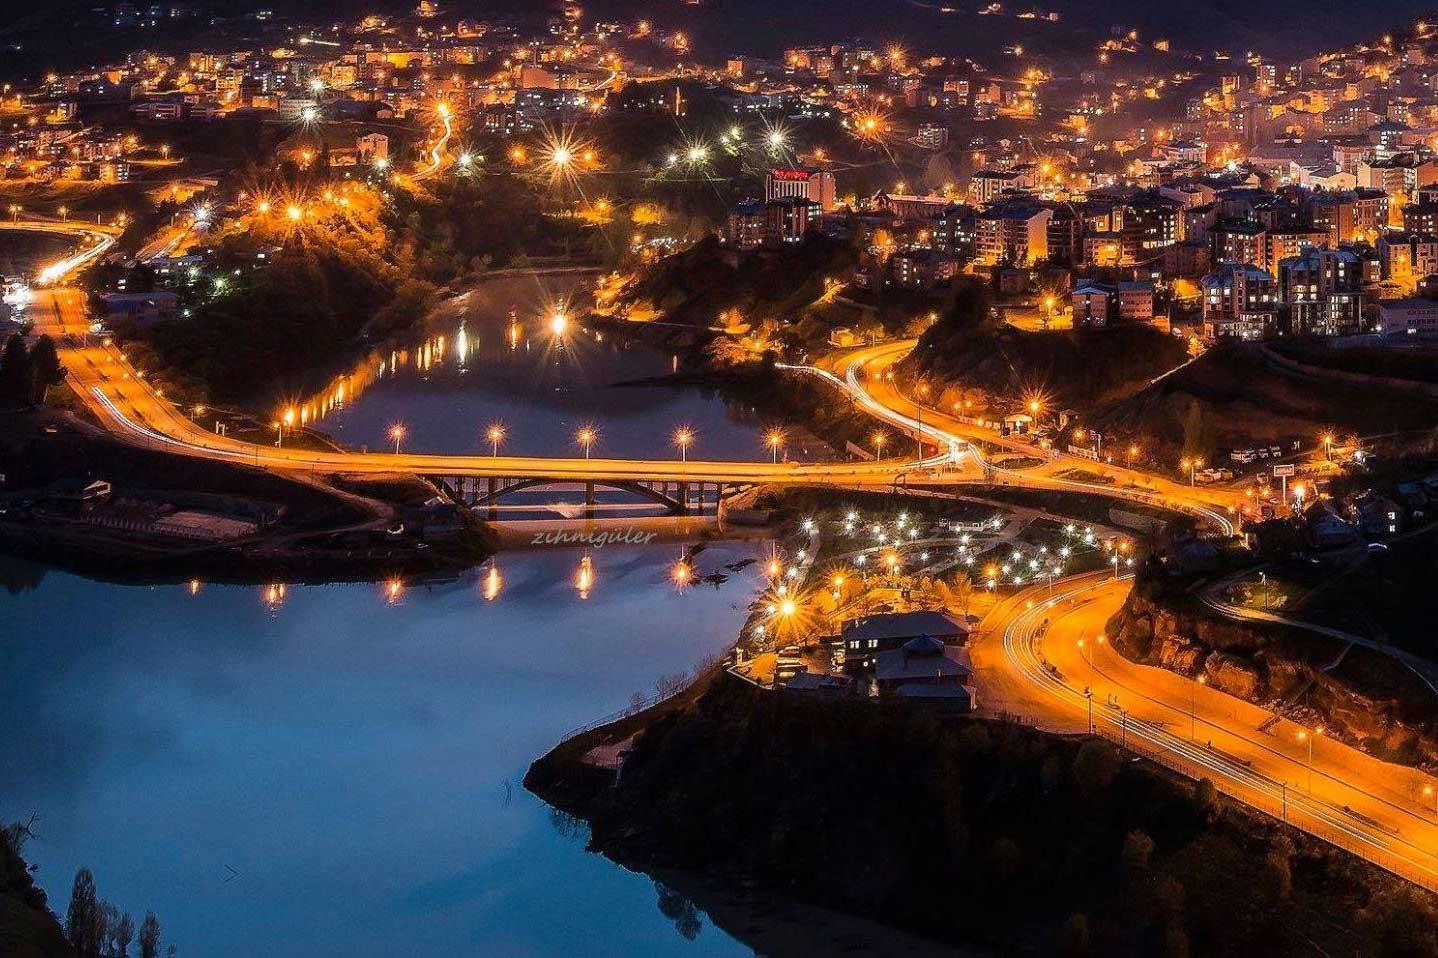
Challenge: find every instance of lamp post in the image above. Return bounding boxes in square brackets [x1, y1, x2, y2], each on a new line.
[487, 423, 505, 457]
[673, 427, 694, 463]
[576, 426, 596, 460]
[765, 428, 784, 464]
[277, 407, 294, 447]
[873, 432, 886, 460]
[389, 423, 406, 455]
[1191, 673, 1207, 740]
[1298, 726, 1323, 793]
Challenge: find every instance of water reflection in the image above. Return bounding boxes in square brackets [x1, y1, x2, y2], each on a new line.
[2, 542, 765, 958]
[281, 278, 823, 463]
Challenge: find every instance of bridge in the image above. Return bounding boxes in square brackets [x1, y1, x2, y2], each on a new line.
[430, 474, 739, 518]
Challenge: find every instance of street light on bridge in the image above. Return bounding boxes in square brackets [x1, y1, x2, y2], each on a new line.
[764, 427, 785, 464]
[673, 426, 694, 463]
[872, 431, 887, 460]
[389, 423, 407, 454]
[575, 425, 597, 459]
[487, 423, 506, 457]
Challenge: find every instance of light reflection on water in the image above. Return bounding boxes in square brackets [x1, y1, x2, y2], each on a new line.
[289, 278, 829, 465]
[0, 542, 766, 958]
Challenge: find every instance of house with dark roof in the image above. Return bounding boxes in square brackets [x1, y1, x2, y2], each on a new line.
[840, 610, 968, 672]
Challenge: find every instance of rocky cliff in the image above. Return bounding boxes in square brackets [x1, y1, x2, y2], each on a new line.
[1107, 572, 1438, 767]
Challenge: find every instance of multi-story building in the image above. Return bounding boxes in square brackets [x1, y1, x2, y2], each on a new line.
[1202, 263, 1278, 339]
[1118, 281, 1156, 322]
[1377, 232, 1438, 292]
[968, 168, 1024, 204]
[1278, 247, 1364, 335]
[928, 204, 976, 259]
[1378, 298, 1438, 340]
[1071, 280, 1116, 327]
[724, 198, 817, 249]
[890, 248, 961, 289]
[973, 204, 1051, 266]
[764, 167, 836, 212]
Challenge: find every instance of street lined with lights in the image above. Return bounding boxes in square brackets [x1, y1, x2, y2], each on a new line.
[978, 572, 1438, 889]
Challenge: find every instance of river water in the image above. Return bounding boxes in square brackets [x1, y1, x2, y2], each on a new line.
[1, 542, 766, 957]
[299, 276, 830, 465]
[0, 254, 777, 954]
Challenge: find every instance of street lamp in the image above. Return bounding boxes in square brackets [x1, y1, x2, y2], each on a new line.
[277, 407, 295, 447]
[873, 431, 887, 460]
[765, 427, 785, 464]
[1321, 432, 1334, 461]
[487, 423, 506, 457]
[1297, 726, 1324, 793]
[576, 425, 597, 459]
[1425, 784, 1437, 819]
[1191, 672, 1207, 740]
[389, 423, 407, 454]
[57, 205, 67, 221]
[1127, 444, 1139, 469]
[673, 427, 694, 463]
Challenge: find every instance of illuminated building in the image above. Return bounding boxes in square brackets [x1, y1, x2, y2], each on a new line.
[764, 167, 836, 212]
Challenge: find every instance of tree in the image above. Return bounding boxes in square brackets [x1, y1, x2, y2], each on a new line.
[1072, 740, 1121, 796]
[115, 912, 135, 958]
[66, 867, 99, 958]
[28, 335, 64, 405]
[97, 900, 117, 958]
[0, 333, 31, 406]
[1122, 829, 1155, 873]
[139, 912, 161, 958]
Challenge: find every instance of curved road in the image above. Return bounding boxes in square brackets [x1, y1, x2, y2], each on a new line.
[979, 573, 1438, 889]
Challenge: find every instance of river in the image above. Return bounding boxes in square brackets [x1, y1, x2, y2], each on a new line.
[1, 541, 766, 957]
[297, 275, 831, 465]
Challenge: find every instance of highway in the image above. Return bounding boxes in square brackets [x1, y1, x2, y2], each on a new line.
[30, 285, 980, 486]
[975, 572, 1438, 889]
[785, 341, 1242, 535]
[0, 219, 120, 286]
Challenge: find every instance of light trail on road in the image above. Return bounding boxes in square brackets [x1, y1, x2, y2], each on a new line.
[993, 573, 1438, 889]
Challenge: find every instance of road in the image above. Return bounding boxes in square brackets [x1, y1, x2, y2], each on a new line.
[785, 341, 1242, 535]
[29, 286, 982, 487]
[974, 572, 1438, 889]
[0, 219, 120, 286]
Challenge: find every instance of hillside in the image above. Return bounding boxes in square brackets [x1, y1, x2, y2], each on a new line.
[0, 825, 72, 958]
[1090, 342, 1438, 460]
[617, 234, 859, 333]
[901, 321, 1190, 408]
[530, 677, 1438, 956]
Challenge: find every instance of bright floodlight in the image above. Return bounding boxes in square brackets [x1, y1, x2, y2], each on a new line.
[549, 311, 569, 336]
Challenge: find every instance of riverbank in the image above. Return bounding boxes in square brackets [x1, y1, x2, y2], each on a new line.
[529, 672, 1432, 956]
[0, 408, 494, 585]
